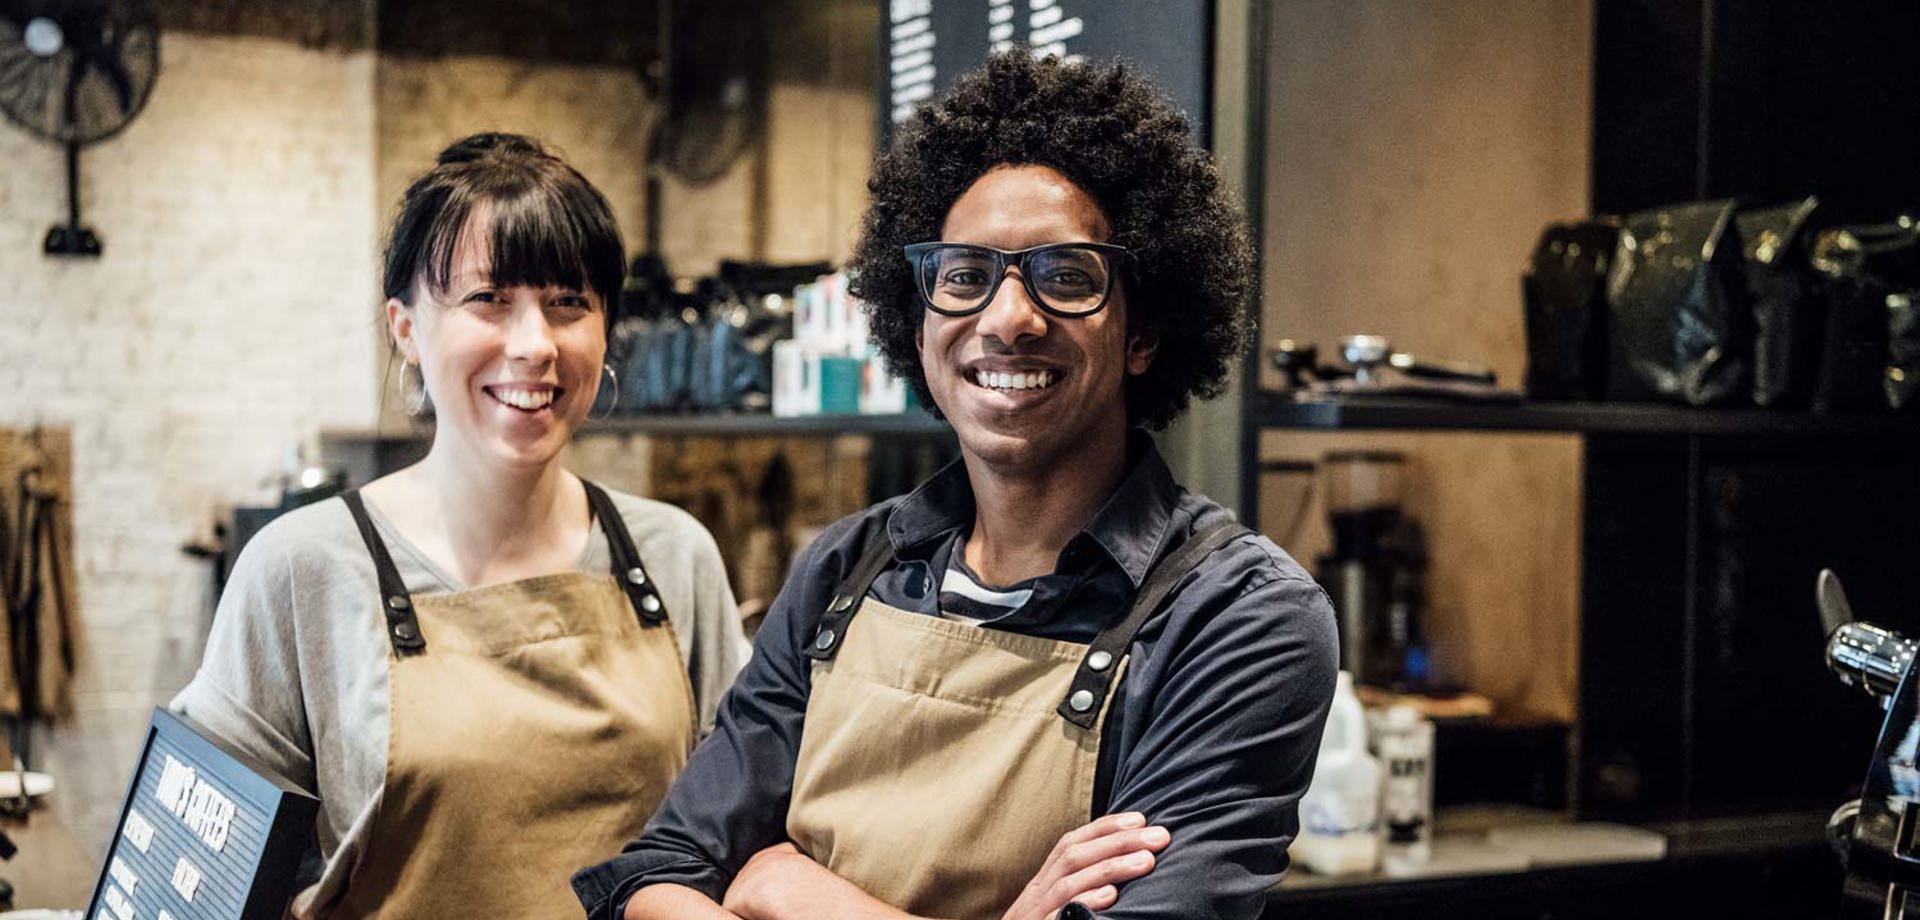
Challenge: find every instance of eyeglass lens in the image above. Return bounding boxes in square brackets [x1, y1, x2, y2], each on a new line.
[920, 245, 1112, 315]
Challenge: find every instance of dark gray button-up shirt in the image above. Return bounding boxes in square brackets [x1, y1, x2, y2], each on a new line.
[574, 433, 1339, 920]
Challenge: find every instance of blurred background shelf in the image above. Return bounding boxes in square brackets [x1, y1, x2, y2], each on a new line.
[1260, 386, 1920, 826]
[324, 413, 949, 448]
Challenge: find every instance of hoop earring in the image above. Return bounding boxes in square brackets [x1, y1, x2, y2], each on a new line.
[394, 359, 431, 418]
[589, 364, 620, 421]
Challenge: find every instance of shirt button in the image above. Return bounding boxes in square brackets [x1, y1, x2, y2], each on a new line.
[1087, 650, 1113, 672]
[641, 595, 662, 614]
[626, 567, 648, 586]
[815, 628, 837, 650]
[903, 568, 928, 599]
[1069, 690, 1095, 713]
[393, 622, 418, 642]
[387, 595, 410, 611]
[830, 596, 854, 612]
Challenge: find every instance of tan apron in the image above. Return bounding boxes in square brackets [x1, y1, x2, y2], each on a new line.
[329, 482, 695, 919]
[787, 520, 1244, 920]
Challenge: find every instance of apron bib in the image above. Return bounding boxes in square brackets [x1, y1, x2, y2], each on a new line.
[786, 521, 1243, 920]
[327, 482, 695, 919]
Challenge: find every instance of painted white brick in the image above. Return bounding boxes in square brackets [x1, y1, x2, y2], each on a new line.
[0, 35, 380, 888]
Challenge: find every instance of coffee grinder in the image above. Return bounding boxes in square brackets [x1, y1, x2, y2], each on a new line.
[1317, 451, 1427, 689]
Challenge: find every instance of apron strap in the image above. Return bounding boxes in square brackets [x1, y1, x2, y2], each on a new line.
[1057, 519, 1249, 729]
[340, 490, 429, 656]
[804, 524, 895, 661]
[581, 480, 670, 626]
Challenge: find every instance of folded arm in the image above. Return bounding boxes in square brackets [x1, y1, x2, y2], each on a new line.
[1085, 570, 1339, 920]
[717, 813, 1170, 920]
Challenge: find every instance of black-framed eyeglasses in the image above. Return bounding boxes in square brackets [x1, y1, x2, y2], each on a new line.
[903, 241, 1133, 318]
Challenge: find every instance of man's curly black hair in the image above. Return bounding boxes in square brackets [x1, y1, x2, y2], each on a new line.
[848, 52, 1255, 430]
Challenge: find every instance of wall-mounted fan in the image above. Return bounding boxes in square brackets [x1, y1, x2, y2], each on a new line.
[639, 0, 765, 254]
[651, 0, 765, 185]
[0, 0, 160, 257]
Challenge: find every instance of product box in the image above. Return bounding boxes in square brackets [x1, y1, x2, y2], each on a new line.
[819, 356, 865, 415]
[772, 340, 821, 417]
[860, 361, 911, 415]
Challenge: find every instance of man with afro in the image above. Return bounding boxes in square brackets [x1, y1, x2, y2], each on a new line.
[577, 52, 1337, 920]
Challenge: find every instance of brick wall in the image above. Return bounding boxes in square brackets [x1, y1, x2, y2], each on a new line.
[0, 33, 381, 900]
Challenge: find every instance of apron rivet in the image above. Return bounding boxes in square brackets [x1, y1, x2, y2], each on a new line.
[393, 622, 417, 641]
[830, 596, 854, 612]
[642, 594, 662, 613]
[387, 595, 411, 611]
[626, 567, 648, 586]
[1069, 689, 1095, 713]
[1087, 651, 1113, 672]
[815, 628, 837, 650]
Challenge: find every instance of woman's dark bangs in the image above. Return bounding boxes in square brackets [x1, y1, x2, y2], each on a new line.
[416, 185, 477, 298]
[418, 183, 621, 301]
[483, 186, 593, 295]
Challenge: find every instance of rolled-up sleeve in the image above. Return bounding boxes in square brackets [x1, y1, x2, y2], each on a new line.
[1096, 563, 1339, 920]
[574, 519, 862, 918]
[169, 522, 317, 791]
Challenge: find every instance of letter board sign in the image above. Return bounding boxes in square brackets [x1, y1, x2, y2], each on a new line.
[879, 0, 1212, 143]
[88, 708, 318, 920]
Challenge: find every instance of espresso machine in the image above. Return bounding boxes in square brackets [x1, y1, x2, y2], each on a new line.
[1821, 569, 1920, 917]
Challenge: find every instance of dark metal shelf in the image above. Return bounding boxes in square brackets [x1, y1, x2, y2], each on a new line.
[1257, 391, 1920, 439]
[582, 412, 951, 438]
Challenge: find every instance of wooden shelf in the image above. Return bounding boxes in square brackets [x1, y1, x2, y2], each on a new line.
[322, 413, 951, 446]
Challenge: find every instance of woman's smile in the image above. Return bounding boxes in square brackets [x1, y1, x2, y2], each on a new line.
[483, 382, 561, 413]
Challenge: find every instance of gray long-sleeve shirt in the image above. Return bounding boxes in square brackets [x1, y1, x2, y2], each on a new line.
[574, 435, 1340, 920]
[172, 487, 749, 915]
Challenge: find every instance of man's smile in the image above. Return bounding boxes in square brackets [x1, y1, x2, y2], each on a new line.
[967, 369, 1059, 391]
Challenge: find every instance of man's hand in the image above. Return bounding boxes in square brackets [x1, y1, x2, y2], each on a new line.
[722, 843, 820, 919]
[1000, 812, 1171, 920]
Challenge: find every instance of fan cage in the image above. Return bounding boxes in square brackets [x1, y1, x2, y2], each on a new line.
[0, 3, 160, 146]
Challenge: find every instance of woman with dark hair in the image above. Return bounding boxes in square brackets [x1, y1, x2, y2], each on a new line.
[173, 133, 747, 918]
[580, 54, 1335, 920]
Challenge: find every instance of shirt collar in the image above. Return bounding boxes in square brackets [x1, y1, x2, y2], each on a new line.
[886, 429, 1181, 588]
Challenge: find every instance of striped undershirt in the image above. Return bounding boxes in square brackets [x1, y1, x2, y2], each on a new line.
[937, 555, 1040, 626]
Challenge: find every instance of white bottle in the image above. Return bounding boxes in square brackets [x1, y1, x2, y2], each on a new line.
[1373, 704, 1435, 874]
[1292, 671, 1382, 875]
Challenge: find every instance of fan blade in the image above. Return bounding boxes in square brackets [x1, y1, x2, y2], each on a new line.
[19, 49, 57, 133]
[0, 36, 41, 83]
[66, 21, 136, 114]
